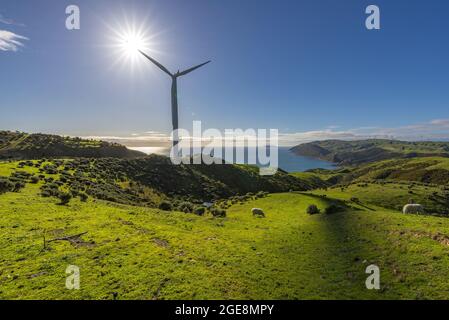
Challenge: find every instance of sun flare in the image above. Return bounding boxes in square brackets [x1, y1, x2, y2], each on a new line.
[105, 16, 162, 72]
[119, 31, 147, 58]
[120, 33, 148, 55]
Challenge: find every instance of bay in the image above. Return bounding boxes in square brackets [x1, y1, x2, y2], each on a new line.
[127, 146, 336, 173]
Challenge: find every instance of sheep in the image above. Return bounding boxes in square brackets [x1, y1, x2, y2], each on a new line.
[252, 208, 265, 217]
[403, 204, 424, 214]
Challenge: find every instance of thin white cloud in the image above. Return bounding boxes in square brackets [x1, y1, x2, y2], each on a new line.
[0, 30, 28, 52]
[0, 14, 25, 27]
[77, 118, 449, 148]
[430, 119, 449, 127]
[278, 118, 449, 145]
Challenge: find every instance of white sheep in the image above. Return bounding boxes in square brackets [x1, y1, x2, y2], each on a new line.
[403, 204, 424, 214]
[252, 208, 265, 217]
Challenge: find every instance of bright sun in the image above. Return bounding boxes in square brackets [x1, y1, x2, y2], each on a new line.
[106, 17, 160, 72]
[120, 32, 147, 57]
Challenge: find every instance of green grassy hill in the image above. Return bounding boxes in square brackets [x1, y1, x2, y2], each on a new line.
[0, 131, 145, 160]
[2, 184, 449, 299]
[291, 157, 449, 215]
[333, 157, 449, 186]
[290, 139, 449, 165]
[309, 181, 449, 215]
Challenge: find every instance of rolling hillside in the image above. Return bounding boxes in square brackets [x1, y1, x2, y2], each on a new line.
[290, 139, 449, 165]
[2, 186, 449, 299]
[290, 157, 449, 215]
[0, 131, 145, 160]
[0, 156, 319, 209]
[331, 157, 449, 186]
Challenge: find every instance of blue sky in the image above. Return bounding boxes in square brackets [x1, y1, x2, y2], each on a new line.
[1, 0, 449, 145]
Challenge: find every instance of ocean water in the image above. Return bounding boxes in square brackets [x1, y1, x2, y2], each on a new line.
[127, 146, 335, 173]
[276, 147, 336, 172]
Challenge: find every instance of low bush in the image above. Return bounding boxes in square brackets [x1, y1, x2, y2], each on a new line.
[57, 192, 72, 205]
[0, 177, 14, 194]
[158, 200, 173, 211]
[178, 201, 194, 213]
[12, 181, 25, 192]
[79, 192, 88, 202]
[41, 190, 51, 197]
[193, 206, 206, 216]
[211, 208, 226, 218]
[30, 176, 40, 184]
[306, 204, 320, 215]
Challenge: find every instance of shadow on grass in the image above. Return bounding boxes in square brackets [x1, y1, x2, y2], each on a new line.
[275, 193, 385, 299]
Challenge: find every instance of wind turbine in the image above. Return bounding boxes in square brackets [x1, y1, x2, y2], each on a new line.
[139, 50, 210, 147]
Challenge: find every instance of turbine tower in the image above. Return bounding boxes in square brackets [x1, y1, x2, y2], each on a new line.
[139, 50, 210, 147]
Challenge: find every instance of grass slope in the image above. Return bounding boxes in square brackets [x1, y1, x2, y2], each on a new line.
[2, 184, 449, 299]
[309, 182, 449, 215]
[291, 157, 449, 215]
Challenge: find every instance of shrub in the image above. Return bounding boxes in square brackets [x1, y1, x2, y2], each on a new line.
[306, 204, 320, 215]
[178, 201, 194, 213]
[30, 176, 40, 184]
[256, 191, 267, 198]
[158, 201, 173, 211]
[43, 164, 58, 175]
[58, 192, 72, 205]
[193, 206, 206, 216]
[0, 177, 14, 194]
[12, 181, 25, 192]
[324, 204, 345, 215]
[211, 208, 226, 218]
[41, 190, 51, 197]
[79, 192, 88, 202]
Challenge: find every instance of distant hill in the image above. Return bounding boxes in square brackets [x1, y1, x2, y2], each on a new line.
[0, 131, 145, 159]
[290, 139, 449, 165]
[333, 156, 449, 186]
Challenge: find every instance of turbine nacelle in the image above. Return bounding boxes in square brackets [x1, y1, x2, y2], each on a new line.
[138, 50, 210, 78]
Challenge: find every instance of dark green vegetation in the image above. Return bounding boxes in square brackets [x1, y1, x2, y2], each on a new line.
[0, 156, 313, 211]
[0, 131, 145, 160]
[291, 139, 449, 165]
